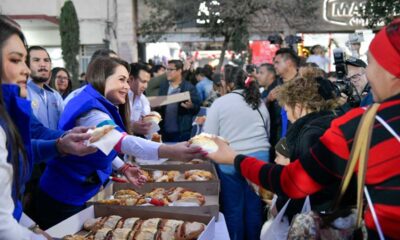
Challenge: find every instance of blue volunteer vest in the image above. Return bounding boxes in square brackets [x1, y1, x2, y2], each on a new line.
[39, 84, 126, 206]
[2, 84, 33, 221]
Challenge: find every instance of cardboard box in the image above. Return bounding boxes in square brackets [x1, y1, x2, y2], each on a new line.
[46, 205, 215, 240]
[148, 91, 191, 107]
[88, 180, 220, 219]
[159, 158, 209, 165]
[138, 162, 220, 183]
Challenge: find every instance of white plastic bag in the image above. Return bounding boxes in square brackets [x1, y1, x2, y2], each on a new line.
[260, 196, 311, 240]
[260, 197, 290, 240]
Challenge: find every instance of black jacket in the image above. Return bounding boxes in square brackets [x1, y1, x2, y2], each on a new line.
[158, 80, 200, 141]
[276, 111, 341, 221]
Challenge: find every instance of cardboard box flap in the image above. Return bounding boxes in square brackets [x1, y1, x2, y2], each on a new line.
[46, 206, 95, 238]
[148, 91, 190, 107]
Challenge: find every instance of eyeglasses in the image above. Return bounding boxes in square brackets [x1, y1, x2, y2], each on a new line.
[56, 76, 69, 81]
[348, 73, 365, 81]
[166, 68, 177, 72]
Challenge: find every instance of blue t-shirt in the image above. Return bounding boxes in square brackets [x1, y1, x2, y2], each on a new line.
[27, 79, 63, 130]
[196, 77, 213, 103]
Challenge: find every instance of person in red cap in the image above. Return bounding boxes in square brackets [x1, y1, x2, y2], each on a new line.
[207, 18, 400, 239]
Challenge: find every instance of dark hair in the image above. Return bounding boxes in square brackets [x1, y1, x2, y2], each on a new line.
[310, 45, 323, 54]
[232, 68, 261, 109]
[0, 15, 21, 29]
[202, 64, 213, 79]
[194, 67, 203, 76]
[211, 73, 222, 85]
[49, 67, 72, 98]
[130, 62, 151, 79]
[275, 48, 300, 67]
[260, 63, 276, 75]
[86, 57, 131, 131]
[168, 60, 183, 70]
[0, 16, 28, 198]
[90, 48, 117, 63]
[27, 46, 51, 67]
[300, 62, 319, 68]
[223, 64, 235, 85]
[151, 64, 165, 75]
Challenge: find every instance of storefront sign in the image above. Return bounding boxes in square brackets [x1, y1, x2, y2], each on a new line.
[323, 0, 369, 27]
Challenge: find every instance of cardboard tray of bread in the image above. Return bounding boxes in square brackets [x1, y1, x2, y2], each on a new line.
[46, 205, 215, 240]
[138, 162, 220, 183]
[87, 181, 220, 219]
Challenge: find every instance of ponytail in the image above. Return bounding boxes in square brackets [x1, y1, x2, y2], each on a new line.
[244, 79, 261, 109]
[232, 69, 261, 110]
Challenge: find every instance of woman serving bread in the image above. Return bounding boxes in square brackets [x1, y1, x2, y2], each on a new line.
[36, 57, 206, 229]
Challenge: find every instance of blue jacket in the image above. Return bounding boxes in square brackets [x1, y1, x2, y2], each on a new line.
[360, 90, 374, 107]
[39, 84, 126, 206]
[2, 84, 64, 220]
[3, 84, 63, 162]
[2, 84, 33, 220]
[2, 84, 64, 221]
[0, 118, 28, 222]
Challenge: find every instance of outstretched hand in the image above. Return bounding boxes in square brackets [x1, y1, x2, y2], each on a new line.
[206, 136, 238, 165]
[57, 130, 97, 156]
[123, 165, 147, 186]
[132, 120, 152, 135]
[159, 141, 207, 162]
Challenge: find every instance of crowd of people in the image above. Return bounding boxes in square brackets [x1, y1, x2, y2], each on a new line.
[0, 13, 399, 240]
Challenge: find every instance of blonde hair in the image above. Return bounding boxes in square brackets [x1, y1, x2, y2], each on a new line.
[299, 64, 325, 79]
[277, 76, 339, 113]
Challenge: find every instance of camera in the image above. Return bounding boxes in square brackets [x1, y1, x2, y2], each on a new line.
[333, 48, 361, 107]
[285, 35, 303, 45]
[333, 48, 347, 80]
[245, 64, 258, 74]
[268, 35, 283, 45]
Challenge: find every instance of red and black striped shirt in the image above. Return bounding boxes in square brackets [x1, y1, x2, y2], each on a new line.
[235, 93, 400, 239]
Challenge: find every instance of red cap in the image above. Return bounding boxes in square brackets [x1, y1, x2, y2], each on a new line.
[369, 20, 400, 78]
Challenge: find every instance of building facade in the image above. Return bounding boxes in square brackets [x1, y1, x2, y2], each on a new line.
[1, 0, 138, 72]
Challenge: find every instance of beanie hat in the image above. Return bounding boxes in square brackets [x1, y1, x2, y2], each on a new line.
[369, 19, 400, 78]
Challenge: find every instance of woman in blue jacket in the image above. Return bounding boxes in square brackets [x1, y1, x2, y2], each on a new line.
[0, 15, 99, 239]
[0, 15, 51, 240]
[36, 56, 204, 229]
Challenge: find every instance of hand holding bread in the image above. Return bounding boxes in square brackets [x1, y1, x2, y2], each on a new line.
[188, 133, 228, 154]
[88, 125, 115, 143]
[142, 111, 162, 124]
[198, 134, 237, 165]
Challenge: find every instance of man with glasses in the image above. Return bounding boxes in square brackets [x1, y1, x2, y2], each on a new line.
[346, 58, 373, 106]
[158, 60, 200, 142]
